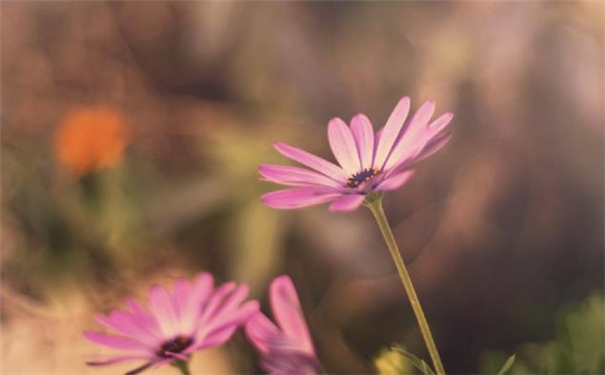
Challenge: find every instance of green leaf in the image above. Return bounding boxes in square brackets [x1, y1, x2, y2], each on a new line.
[393, 346, 436, 375]
[374, 344, 436, 375]
[496, 354, 516, 375]
[374, 345, 412, 375]
[421, 359, 437, 375]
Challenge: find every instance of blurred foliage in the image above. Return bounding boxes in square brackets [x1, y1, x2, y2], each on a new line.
[374, 344, 434, 375]
[0, 1, 603, 374]
[374, 344, 414, 375]
[480, 294, 605, 374]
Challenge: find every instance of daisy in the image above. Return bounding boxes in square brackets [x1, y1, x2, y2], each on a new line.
[245, 275, 320, 375]
[260, 96, 453, 211]
[84, 273, 259, 375]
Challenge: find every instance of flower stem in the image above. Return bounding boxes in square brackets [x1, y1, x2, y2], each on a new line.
[173, 360, 191, 375]
[365, 195, 446, 375]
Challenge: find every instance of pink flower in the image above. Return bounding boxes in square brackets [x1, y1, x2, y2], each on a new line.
[260, 96, 453, 211]
[84, 273, 259, 375]
[245, 275, 320, 375]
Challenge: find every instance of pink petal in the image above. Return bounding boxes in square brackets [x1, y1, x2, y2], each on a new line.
[415, 131, 452, 162]
[171, 278, 191, 320]
[86, 355, 151, 366]
[373, 96, 410, 170]
[95, 311, 158, 345]
[200, 283, 250, 329]
[83, 331, 150, 352]
[198, 282, 237, 325]
[259, 165, 341, 188]
[192, 326, 237, 351]
[125, 361, 158, 375]
[383, 101, 436, 171]
[164, 352, 189, 361]
[270, 276, 314, 354]
[217, 284, 250, 312]
[329, 194, 365, 212]
[376, 170, 415, 191]
[245, 313, 280, 354]
[148, 285, 179, 337]
[179, 273, 213, 334]
[126, 299, 151, 320]
[125, 299, 161, 337]
[350, 114, 375, 169]
[429, 112, 454, 133]
[400, 105, 442, 150]
[385, 117, 453, 175]
[274, 142, 348, 182]
[196, 300, 259, 349]
[327, 117, 360, 175]
[261, 188, 342, 210]
[375, 126, 385, 145]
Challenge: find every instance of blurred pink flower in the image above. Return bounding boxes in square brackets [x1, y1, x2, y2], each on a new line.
[245, 275, 320, 375]
[260, 96, 453, 211]
[84, 273, 259, 375]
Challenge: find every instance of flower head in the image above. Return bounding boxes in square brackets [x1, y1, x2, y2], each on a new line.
[84, 273, 259, 375]
[55, 105, 129, 177]
[245, 275, 321, 375]
[260, 96, 453, 211]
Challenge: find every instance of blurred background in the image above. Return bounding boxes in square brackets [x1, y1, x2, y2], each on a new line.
[1, 1, 603, 374]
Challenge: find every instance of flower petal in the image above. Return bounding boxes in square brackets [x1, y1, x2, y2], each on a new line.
[95, 311, 158, 345]
[83, 331, 150, 352]
[259, 165, 341, 188]
[125, 299, 161, 338]
[274, 142, 348, 182]
[125, 361, 157, 375]
[213, 300, 260, 332]
[192, 326, 237, 350]
[429, 112, 454, 133]
[261, 349, 320, 375]
[329, 194, 365, 212]
[179, 273, 214, 334]
[195, 300, 259, 349]
[327, 117, 360, 175]
[376, 170, 415, 191]
[415, 130, 452, 162]
[374, 96, 410, 170]
[245, 312, 280, 354]
[383, 101, 436, 171]
[261, 188, 342, 210]
[385, 116, 452, 176]
[171, 278, 191, 321]
[86, 355, 151, 366]
[199, 284, 251, 333]
[148, 285, 179, 337]
[199, 282, 237, 325]
[270, 276, 314, 354]
[350, 114, 375, 169]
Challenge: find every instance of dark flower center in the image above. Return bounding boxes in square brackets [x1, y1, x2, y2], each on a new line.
[156, 336, 193, 358]
[346, 167, 380, 188]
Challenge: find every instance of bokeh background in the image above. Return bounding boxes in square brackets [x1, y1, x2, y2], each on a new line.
[1, 1, 603, 374]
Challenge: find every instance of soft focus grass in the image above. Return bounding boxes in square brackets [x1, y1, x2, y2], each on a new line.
[1, 1, 603, 374]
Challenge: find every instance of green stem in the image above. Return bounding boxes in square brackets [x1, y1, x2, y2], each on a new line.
[365, 194, 446, 375]
[173, 360, 191, 375]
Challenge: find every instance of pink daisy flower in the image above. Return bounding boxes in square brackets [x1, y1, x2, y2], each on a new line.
[245, 275, 320, 375]
[260, 96, 453, 212]
[84, 273, 259, 375]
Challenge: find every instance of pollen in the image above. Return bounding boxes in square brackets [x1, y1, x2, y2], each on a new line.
[156, 335, 193, 358]
[346, 167, 380, 188]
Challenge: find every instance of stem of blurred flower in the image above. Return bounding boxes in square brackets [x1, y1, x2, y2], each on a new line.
[365, 194, 446, 375]
[173, 360, 191, 375]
